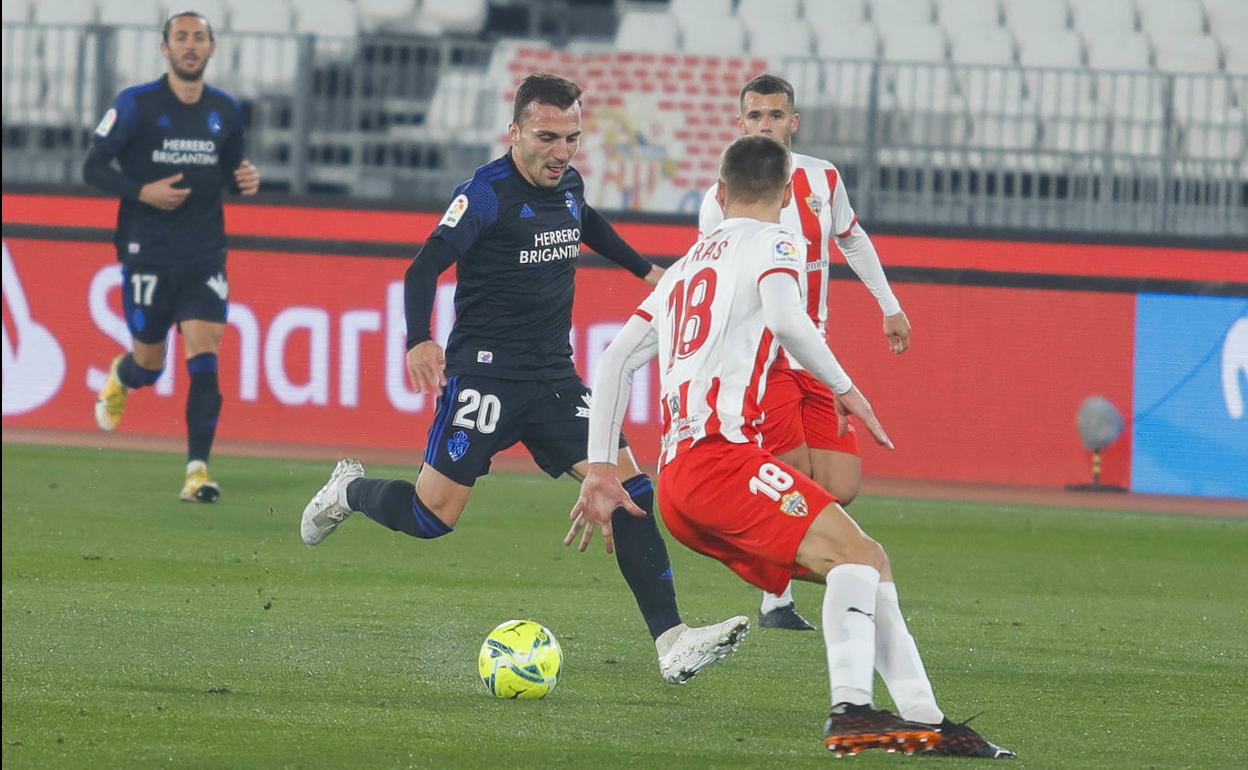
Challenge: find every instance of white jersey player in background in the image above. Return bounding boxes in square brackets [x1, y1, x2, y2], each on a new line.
[568, 135, 1013, 758]
[700, 74, 911, 632]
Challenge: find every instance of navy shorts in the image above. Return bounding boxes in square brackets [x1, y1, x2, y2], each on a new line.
[121, 260, 229, 344]
[423, 374, 627, 486]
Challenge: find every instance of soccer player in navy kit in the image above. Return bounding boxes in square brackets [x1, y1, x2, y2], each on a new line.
[302, 73, 750, 684]
[86, 12, 259, 502]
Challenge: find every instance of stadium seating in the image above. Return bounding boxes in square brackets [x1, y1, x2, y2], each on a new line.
[949, 25, 1014, 66]
[669, 0, 733, 30]
[1138, 0, 1206, 40]
[1071, 0, 1137, 38]
[681, 14, 748, 55]
[1085, 32, 1151, 71]
[813, 20, 878, 60]
[292, 0, 360, 37]
[738, 0, 801, 27]
[805, 0, 867, 31]
[872, 0, 934, 28]
[1, 0, 32, 22]
[615, 10, 680, 52]
[357, 0, 417, 32]
[31, 0, 96, 25]
[936, 0, 1002, 30]
[417, 0, 488, 36]
[1154, 35, 1221, 74]
[1000, 0, 1069, 33]
[99, 0, 162, 27]
[749, 17, 814, 57]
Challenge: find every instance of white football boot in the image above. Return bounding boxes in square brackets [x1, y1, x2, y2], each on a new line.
[300, 459, 365, 545]
[657, 615, 750, 684]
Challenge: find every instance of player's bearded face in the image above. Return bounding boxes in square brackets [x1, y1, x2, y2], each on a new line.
[738, 91, 799, 147]
[510, 102, 583, 188]
[162, 18, 214, 82]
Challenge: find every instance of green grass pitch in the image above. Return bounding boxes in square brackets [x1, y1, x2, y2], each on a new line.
[3, 443, 1245, 768]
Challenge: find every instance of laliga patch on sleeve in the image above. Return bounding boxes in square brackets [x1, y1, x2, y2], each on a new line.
[94, 108, 117, 138]
[439, 194, 469, 228]
[771, 237, 801, 267]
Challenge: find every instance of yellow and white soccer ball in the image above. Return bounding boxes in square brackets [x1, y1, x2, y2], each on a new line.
[478, 619, 562, 699]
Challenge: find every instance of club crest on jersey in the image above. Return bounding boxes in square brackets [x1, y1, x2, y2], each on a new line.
[447, 430, 470, 462]
[207, 111, 222, 136]
[806, 193, 823, 216]
[564, 191, 580, 220]
[440, 194, 469, 228]
[779, 491, 809, 518]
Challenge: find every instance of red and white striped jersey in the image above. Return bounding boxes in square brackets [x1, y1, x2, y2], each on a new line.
[635, 217, 804, 465]
[698, 152, 857, 338]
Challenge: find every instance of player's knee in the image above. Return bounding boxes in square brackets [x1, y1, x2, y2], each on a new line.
[132, 348, 166, 371]
[839, 533, 886, 573]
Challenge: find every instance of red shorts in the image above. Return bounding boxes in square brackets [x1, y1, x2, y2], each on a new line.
[761, 365, 859, 457]
[657, 437, 837, 594]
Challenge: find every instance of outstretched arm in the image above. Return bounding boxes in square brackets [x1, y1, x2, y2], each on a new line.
[581, 204, 661, 284]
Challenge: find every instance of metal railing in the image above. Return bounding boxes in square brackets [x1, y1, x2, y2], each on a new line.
[3, 21, 1245, 237]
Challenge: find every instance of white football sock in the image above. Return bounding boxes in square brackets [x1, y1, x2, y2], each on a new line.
[760, 582, 794, 613]
[823, 563, 880, 706]
[874, 581, 944, 725]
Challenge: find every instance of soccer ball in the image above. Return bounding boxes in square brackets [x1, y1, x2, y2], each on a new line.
[478, 619, 562, 699]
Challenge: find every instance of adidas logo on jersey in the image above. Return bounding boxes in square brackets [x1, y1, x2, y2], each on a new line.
[519, 203, 535, 218]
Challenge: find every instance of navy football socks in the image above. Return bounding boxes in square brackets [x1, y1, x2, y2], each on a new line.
[185, 353, 221, 463]
[347, 478, 452, 539]
[117, 353, 162, 389]
[613, 474, 683, 640]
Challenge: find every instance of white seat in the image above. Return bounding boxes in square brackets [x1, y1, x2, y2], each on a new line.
[1205, 0, 1248, 28]
[750, 17, 814, 57]
[681, 14, 747, 55]
[882, 24, 947, 62]
[872, 0, 935, 28]
[970, 111, 1040, 150]
[1086, 32, 1151, 71]
[813, 21, 879, 60]
[805, 0, 867, 29]
[670, 0, 733, 30]
[936, 0, 1001, 30]
[1137, 0, 1206, 40]
[100, 0, 162, 27]
[1154, 35, 1221, 74]
[1226, 45, 1248, 76]
[616, 11, 679, 52]
[949, 25, 1014, 65]
[1001, 0, 1068, 32]
[32, 0, 96, 25]
[357, 0, 417, 31]
[738, 0, 800, 26]
[1, 0, 32, 23]
[418, 0, 488, 35]
[1023, 68, 1098, 117]
[229, 0, 293, 33]
[1071, 0, 1137, 38]
[1017, 28, 1083, 68]
[1094, 70, 1164, 120]
[822, 59, 878, 106]
[292, 0, 359, 37]
[426, 68, 491, 139]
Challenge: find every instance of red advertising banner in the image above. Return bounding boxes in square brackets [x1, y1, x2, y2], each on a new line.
[4, 236, 1135, 486]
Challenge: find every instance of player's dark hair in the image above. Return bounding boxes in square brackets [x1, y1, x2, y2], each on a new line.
[719, 134, 792, 204]
[513, 73, 583, 124]
[163, 11, 214, 43]
[740, 73, 795, 110]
